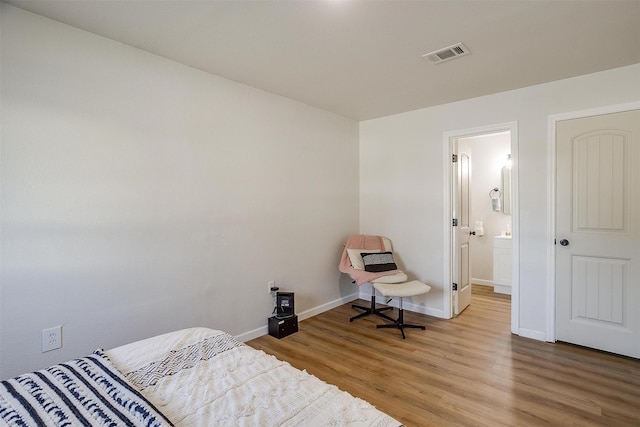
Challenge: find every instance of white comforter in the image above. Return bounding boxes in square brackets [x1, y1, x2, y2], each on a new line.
[105, 328, 401, 427]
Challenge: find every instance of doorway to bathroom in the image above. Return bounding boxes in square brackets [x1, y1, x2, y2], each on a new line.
[459, 131, 512, 298]
[444, 122, 519, 334]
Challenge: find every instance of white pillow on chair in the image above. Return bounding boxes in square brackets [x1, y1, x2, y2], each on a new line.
[346, 248, 381, 270]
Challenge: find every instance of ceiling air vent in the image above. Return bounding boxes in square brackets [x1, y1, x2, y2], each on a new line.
[423, 43, 470, 64]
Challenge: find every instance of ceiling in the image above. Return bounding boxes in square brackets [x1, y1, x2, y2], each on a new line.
[4, 0, 640, 121]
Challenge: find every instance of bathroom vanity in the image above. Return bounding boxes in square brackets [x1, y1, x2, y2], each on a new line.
[493, 235, 512, 295]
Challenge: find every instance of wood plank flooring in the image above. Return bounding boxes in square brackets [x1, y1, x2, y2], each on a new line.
[247, 285, 640, 426]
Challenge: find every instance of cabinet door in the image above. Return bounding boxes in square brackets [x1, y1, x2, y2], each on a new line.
[493, 246, 511, 286]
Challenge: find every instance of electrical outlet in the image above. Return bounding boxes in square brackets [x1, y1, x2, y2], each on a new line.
[268, 280, 275, 294]
[42, 325, 62, 352]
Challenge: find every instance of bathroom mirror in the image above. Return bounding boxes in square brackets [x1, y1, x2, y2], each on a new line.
[502, 166, 511, 215]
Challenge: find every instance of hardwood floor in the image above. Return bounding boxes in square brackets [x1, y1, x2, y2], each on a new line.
[247, 285, 640, 426]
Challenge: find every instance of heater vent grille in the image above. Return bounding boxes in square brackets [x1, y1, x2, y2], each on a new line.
[423, 43, 470, 64]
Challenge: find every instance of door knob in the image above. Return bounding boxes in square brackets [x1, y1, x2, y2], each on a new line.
[470, 231, 476, 235]
[559, 239, 569, 246]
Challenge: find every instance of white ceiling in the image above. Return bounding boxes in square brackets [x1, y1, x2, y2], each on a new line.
[4, 0, 640, 121]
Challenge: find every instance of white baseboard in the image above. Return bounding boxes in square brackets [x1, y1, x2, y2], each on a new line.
[358, 288, 446, 319]
[404, 301, 446, 319]
[236, 326, 269, 342]
[517, 328, 546, 342]
[236, 293, 359, 342]
[472, 278, 493, 287]
[298, 293, 359, 321]
[493, 284, 512, 295]
[238, 289, 527, 342]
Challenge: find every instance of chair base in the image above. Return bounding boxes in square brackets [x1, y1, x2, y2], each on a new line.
[376, 308, 426, 339]
[350, 296, 396, 322]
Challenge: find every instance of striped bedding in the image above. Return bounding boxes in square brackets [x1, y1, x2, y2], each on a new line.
[1, 328, 402, 427]
[0, 350, 172, 427]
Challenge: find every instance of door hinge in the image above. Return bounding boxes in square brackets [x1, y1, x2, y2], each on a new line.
[452, 154, 458, 163]
[452, 218, 458, 226]
[452, 283, 458, 291]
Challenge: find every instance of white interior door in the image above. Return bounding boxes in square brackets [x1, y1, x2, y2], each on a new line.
[454, 152, 472, 315]
[556, 109, 640, 358]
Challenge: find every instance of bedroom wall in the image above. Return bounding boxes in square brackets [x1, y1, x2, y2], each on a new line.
[0, 4, 359, 378]
[359, 63, 640, 335]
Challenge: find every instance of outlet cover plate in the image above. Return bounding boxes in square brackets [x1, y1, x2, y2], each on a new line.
[42, 325, 62, 352]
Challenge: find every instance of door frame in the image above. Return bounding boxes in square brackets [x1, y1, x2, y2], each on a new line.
[443, 121, 519, 334]
[546, 101, 640, 342]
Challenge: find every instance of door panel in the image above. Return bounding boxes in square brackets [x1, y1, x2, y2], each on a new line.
[572, 256, 626, 326]
[455, 152, 471, 315]
[556, 109, 640, 358]
[573, 131, 626, 231]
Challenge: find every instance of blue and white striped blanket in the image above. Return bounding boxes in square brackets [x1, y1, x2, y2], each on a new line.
[0, 350, 173, 427]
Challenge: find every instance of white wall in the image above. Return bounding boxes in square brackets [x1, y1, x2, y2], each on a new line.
[0, 5, 359, 378]
[360, 63, 640, 336]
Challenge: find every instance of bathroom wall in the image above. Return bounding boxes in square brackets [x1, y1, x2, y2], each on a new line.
[459, 132, 511, 286]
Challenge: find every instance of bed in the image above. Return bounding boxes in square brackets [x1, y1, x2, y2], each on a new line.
[0, 327, 402, 426]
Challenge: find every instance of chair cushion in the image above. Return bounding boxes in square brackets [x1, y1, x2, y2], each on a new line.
[373, 280, 432, 297]
[361, 251, 397, 272]
[346, 248, 381, 270]
[371, 272, 408, 283]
